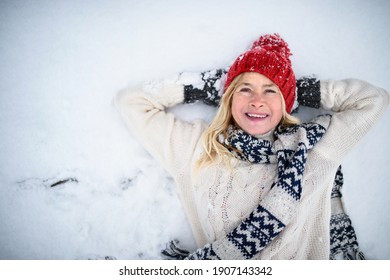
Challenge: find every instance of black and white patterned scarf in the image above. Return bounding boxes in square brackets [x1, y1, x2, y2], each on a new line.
[221, 115, 330, 196]
[162, 115, 364, 259]
[329, 166, 365, 259]
[192, 114, 331, 259]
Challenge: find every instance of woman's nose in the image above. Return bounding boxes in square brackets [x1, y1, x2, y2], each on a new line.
[250, 94, 265, 108]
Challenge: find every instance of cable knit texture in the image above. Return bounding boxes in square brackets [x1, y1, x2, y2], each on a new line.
[115, 79, 388, 259]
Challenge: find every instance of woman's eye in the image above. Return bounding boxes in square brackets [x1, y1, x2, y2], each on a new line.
[238, 87, 251, 94]
[265, 89, 277, 94]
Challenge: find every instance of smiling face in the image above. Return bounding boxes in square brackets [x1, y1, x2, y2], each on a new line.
[231, 72, 284, 136]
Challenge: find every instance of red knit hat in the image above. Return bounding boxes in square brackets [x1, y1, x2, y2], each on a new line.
[224, 33, 296, 113]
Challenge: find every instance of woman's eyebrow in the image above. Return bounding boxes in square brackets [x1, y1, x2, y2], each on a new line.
[239, 82, 276, 88]
[263, 83, 277, 88]
[239, 82, 253, 86]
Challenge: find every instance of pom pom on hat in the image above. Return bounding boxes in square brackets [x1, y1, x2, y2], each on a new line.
[251, 33, 292, 63]
[224, 33, 296, 113]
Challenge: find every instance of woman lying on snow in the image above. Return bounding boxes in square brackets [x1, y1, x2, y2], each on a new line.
[115, 33, 389, 259]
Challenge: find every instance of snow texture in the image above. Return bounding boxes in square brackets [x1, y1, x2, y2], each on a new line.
[0, 0, 389, 260]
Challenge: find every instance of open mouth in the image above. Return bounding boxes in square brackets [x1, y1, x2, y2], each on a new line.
[245, 113, 268, 119]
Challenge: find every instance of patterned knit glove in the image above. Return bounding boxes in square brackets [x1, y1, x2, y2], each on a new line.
[182, 68, 227, 107]
[296, 76, 321, 108]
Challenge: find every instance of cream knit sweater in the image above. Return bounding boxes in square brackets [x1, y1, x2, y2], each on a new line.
[115, 79, 388, 259]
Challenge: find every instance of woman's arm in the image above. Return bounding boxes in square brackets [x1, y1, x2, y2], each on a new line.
[114, 68, 227, 175]
[114, 81, 206, 177]
[298, 78, 389, 163]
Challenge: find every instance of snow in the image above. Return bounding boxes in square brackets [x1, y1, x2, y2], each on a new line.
[0, 0, 389, 260]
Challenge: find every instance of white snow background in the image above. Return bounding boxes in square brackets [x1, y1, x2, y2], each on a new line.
[0, 0, 389, 260]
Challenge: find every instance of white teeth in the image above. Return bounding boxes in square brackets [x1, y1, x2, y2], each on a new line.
[247, 113, 267, 118]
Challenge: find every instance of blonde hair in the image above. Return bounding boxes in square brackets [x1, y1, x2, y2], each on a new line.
[195, 73, 300, 170]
